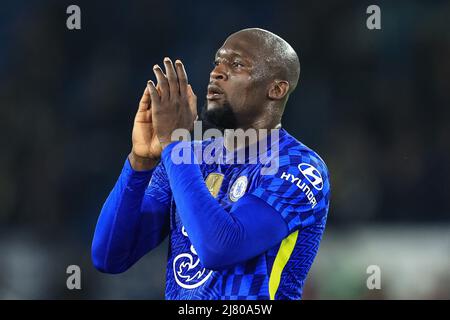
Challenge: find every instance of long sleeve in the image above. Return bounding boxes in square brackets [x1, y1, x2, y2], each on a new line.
[91, 158, 171, 274]
[162, 142, 289, 270]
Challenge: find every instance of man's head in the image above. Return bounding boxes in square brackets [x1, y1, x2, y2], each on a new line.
[202, 28, 300, 131]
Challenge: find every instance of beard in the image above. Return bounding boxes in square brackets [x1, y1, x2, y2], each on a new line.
[199, 100, 238, 133]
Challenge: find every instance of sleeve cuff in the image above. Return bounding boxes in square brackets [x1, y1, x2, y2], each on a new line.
[161, 141, 186, 167]
[161, 141, 193, 168]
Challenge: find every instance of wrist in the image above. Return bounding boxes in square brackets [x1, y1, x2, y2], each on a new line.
[128, 151, 159, 171]
[158, 136, 173, 151]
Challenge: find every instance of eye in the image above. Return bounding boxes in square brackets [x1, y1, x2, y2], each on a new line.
[213, 60, 220, 67]
[232, 61, 244, 68]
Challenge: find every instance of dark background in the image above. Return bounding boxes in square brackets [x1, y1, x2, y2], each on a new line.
[0, 0, 449, 299]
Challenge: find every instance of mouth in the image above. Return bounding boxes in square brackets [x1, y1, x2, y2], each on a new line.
[207, 85, 224, 100]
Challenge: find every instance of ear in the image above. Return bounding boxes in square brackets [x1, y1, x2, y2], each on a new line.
[268, 80, 290, 100]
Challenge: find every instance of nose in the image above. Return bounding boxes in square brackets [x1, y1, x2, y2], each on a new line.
[210, 64, 228, 82]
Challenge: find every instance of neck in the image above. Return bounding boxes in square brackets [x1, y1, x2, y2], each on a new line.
[223, 121, 282, 152]
[223, 103, 283, 151]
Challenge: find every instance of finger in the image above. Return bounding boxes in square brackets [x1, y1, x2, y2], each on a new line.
[138, 85, 151, 111]
[163, 57, 179, 98]
[147, 80, 161, 108]
[175, 60, 188, 97]
[153, 64, 169, 100]
[187, 84, 198, 118]
[156, 83, 162, 96]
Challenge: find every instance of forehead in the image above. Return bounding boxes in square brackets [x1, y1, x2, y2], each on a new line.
[215, 34, 261, 61]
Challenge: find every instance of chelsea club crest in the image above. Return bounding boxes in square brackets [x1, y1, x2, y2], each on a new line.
[229, 176, 248, 202]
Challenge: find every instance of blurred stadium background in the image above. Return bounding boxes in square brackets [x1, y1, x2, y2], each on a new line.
[0, 0, 449, 299]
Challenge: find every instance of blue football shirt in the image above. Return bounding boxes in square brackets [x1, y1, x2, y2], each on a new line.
[146, 128, 331, 300]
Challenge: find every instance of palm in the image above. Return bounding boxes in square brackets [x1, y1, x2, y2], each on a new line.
[132, 87, 162, 159]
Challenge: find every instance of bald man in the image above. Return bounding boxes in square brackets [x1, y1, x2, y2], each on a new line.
[92, 28, 331, 300]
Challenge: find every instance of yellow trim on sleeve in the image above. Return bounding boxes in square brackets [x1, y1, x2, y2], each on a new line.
[268, 230, 299, 300]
